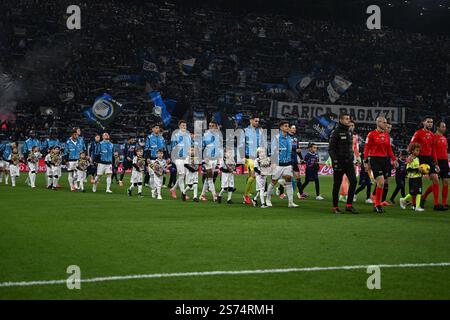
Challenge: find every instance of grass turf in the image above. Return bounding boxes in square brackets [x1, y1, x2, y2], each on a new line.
[1, 173, 450, 299]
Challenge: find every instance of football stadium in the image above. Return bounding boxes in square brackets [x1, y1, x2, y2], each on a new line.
[0, 0, 449, 308]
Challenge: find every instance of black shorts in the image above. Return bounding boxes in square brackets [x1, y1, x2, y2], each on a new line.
[369, 156, 388, 179]
[438, 159, 449, 179]
[395, 174, 406, 186]
[305, 168, 318, 181]
[122, 160, 133, 171]
[418, 155, 437, 174]
[359, 170, 371, 185]
[408, 177, 422, 196]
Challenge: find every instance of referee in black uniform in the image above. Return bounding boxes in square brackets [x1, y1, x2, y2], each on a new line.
[328, 113, 358, 214]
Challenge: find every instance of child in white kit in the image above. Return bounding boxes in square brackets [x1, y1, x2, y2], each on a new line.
[218, 148, 236, 204]
[77, 151, 90, 192]
[254, 147, 272, 208]
[27, 146, 41, 188]
[7, 147, 21, 187]
[152, 149, 167, 200]
[128, 147, 146, 197]
[184, 146, 200, 202]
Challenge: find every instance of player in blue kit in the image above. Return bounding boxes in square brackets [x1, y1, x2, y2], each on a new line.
[64, 129, 83, 191]
[170, 120, 190, 201]
[92, 132, 114, 193]
[0, 141, 16, 185]
[265, 121, 299, 208]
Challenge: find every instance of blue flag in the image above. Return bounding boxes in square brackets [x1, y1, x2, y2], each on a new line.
[311, 114, 337, 140]
[164, 99, 177, 113]
[83, 93, 122, 129]
[149, 92, 171, 126]
[288, 73, 314, 95]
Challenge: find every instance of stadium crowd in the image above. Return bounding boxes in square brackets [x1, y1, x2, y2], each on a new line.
[0, 0, 448, 148]
[0, 1, 449, 213]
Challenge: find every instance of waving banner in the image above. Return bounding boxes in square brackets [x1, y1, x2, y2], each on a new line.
[327, 75, 352, 103]
[83, 93, 122, 129]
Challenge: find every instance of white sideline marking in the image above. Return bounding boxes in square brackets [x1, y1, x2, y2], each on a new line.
[1, 262, 450, 288]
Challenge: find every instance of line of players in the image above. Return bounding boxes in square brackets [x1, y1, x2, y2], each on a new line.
[0, 118, 323, 209]
[329, 114, 448, 214]
[0, 115, 447, 212]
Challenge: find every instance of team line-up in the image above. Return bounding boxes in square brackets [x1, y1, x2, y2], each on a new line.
[0, 114, 448, 213]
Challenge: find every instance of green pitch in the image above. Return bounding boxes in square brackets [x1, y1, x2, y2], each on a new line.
[1, 173, 450, 299]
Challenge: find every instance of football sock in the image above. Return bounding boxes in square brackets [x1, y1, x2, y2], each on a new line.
[416, 194, 422, 209]
[227, 189, 233, 201]
[244, 176, 255, 196]
[285, 182, 294, 205]
[403, 194, 412, 202]
[68, 172, 74, 188]
[193, 183, 198, 198]
[208, 178, 216, 196]
[375, 186, 383, 206]
[106, 176, 112, 191]
[266, 183, 274, 201]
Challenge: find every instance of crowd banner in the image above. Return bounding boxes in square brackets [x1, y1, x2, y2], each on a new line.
[270, 101, 406, 124]
[83, 93, 123, 129]
[327, 75, 352, 103]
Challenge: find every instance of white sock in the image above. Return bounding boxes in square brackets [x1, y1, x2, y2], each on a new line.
[157, 186, 161, 196]
[285, 182, 294, 205]
[201, 180, 208, 196]
[68, 172, 74, 188]
[94, 175, 99, 185]
[30, 172, 36, 187]
[129, 184, 134, 190]
[208, 178, 216, 196]
[0, 171, 3, 182]
[178, 176, 185, 193]
[5, 173, 9, 184]
[149, 175, 155, 190]
[259, 189, 265, 205]
[106, 175, 112, 190]
[138, 184, 142, 193]
[11, 175, 16, 187]
[219, 188, 225, 197]
[227, 190, 233, 201]
[193, 183, 198, 198]
[267, 183, 274, 201]
[53, 176, 59, 186]
[79, 179, 84, 191]
[47, 176, 53, 187]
